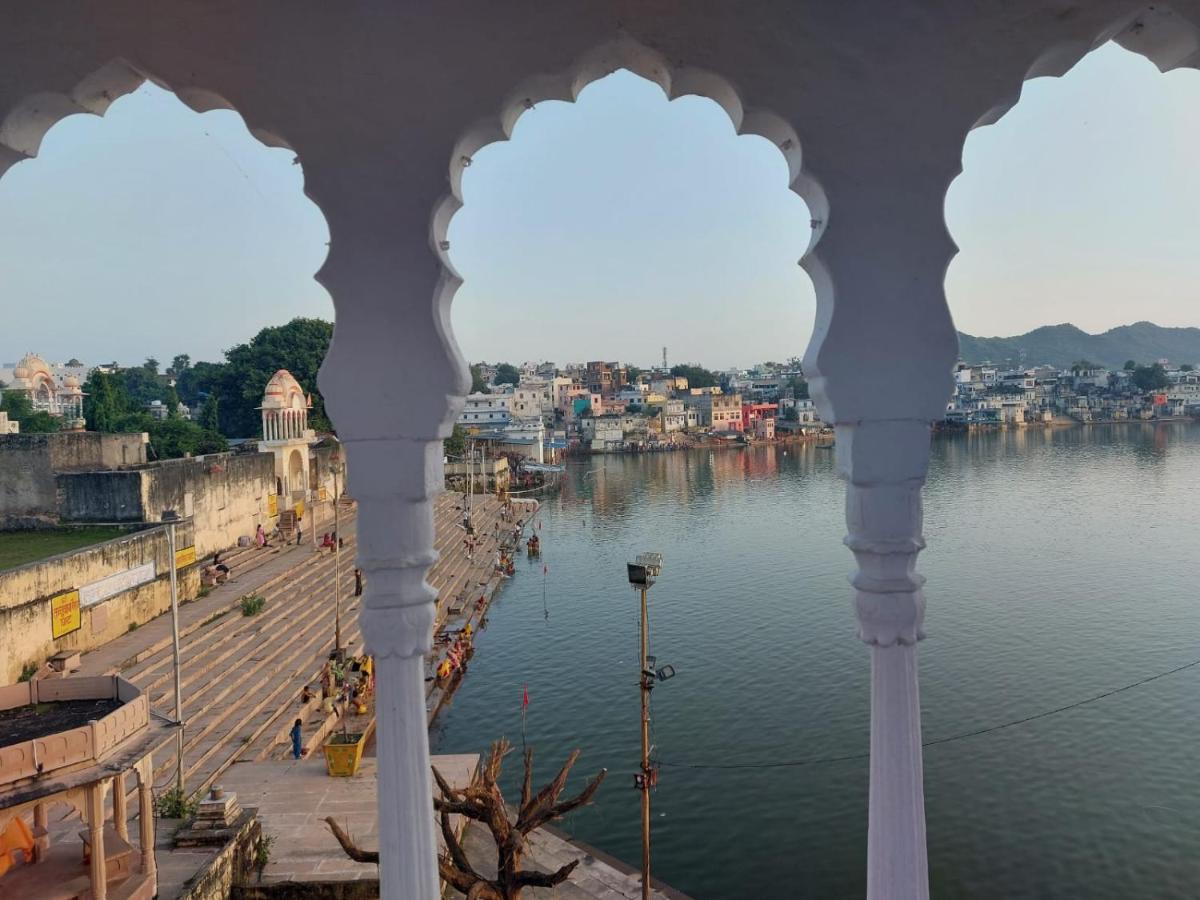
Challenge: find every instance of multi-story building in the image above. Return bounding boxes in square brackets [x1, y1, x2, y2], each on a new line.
[692, 392, 743, 432]
[742, 402, 778, 435]
[457, 392, 512, 428]
[586, 361, 627, 399]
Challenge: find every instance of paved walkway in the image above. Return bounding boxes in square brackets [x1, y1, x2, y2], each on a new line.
[218, 749, 688, 900]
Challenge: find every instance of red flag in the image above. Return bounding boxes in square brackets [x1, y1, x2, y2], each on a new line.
[543, 564, 548, 575]
[522, 685, 529, 709]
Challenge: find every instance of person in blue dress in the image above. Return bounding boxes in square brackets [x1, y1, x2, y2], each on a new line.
[290, 718, 303, 759]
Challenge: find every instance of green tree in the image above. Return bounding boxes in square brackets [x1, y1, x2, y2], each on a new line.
[1182, 364, 1195, 372]
[670, 364, 718, 388]
[493, 363, 520, 386]
[165, 385, 183, 419]
[785, 374, 810, 399]
[120, 366, 170, 407]
[147, 418, 227, 459]
[443, 423, 466, 457]
[1123, 359, 1137, 371]
[0, 391, 61, 432]
[212, 317, 334, 437]
[168, 354, 191, 378]
[469, 364, 489, 394]
[626, 365, 642, 384]
[143, 357, 160, 375]
[1131, 363, 1169, 392]
[198, 393, 221, 432]
[82, 371, 125, 432]
[175, 360, 225, 406]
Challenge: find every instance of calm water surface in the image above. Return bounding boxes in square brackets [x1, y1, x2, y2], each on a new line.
[431, 424, 1200, 899]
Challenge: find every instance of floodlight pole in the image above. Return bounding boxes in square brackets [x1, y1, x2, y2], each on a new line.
[638, 578, 651, 900]
[333, 465, 342, 653]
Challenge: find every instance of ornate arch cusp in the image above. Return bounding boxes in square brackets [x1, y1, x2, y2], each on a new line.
[0, 57, 299, 180]
[428, 35, 830, 410]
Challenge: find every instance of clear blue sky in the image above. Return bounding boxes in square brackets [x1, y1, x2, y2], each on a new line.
[0, 42, 1196, 372]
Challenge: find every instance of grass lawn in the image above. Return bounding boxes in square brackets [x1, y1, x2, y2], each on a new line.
[0, 527, 134, 572]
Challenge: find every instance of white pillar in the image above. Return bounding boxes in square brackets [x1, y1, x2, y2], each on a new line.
[347, 438, 441, 899]
[840, 422, 931, 900]
[801, 156, 959, 899]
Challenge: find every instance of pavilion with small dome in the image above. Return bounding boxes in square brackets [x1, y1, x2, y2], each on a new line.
[257, 368, 315, 507]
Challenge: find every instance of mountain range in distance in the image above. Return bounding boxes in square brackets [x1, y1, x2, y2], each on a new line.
[956, 322, 1200, 370]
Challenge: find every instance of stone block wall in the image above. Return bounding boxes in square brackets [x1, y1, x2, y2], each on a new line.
[0, 432, 147, 528]
[0, 524, 198, 683]
[139, 452, 276, 557]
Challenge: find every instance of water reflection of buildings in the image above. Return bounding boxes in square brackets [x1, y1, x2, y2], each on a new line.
[561, 445, 839, 524]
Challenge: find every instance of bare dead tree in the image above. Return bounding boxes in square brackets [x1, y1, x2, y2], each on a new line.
[324, 816, 378, 863]
[324, 740, 604, 898]
[433, 739, 606, 899]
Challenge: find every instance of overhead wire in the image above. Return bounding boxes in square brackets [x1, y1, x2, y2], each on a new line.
[654, 654, 1200, 771]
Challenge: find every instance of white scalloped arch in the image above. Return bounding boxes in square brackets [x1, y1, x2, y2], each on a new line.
[0, 57, 303, 180]
[429, 35, 831, 399]
[943, 3, 1200, 350]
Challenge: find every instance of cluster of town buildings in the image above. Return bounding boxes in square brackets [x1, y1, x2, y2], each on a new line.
[946, 360, 1200, 426]
[460, 359, 824, 457]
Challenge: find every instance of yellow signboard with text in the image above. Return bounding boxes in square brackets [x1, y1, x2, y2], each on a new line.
[294, 500, 305, 520]
[319, 488, 329, 502]
[175, 545, 197, 570]
[51, 591, 81, 639]
[268, 495, 278, 517]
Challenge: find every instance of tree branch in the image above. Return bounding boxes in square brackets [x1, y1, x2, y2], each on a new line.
[439, 808, 483, 882]
[514, 859, 580, 887]
[546, 768, 607, 821]
[323, 817, 379, 864]
[520, 745, 534, 810]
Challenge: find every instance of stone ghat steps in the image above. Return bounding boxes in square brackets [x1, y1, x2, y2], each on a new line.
[144, 552, 356, 792]
[120, 492, 509, 800]
[130, 542, 354, 702]
[174, 573, 362, 796]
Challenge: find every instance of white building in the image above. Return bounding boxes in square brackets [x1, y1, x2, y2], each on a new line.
[458, 392, 512, 428]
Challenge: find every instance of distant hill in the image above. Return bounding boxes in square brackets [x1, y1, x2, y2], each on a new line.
[956, 322, 1200, 369]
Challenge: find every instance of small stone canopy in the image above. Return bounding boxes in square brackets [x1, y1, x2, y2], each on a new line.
[0, 675, 176, 900]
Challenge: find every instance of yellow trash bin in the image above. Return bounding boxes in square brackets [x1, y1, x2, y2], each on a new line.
[323, 733, 365, 777]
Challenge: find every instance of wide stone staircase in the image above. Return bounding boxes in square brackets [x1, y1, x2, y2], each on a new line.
[95, 490, 519, 801]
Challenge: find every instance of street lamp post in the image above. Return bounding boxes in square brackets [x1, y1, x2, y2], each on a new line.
[627, 551, 664, 900]
[331, 461, 342, 653]
[161, 510, 185, 797]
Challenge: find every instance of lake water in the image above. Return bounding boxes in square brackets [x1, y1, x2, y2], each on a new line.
[430, 423, 1200, 899]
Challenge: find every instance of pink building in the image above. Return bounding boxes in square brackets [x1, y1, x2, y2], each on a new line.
[742, 402, 778, 438]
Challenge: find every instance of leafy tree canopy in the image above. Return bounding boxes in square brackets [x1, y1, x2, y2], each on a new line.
[443, 423, 467, 458]
[1131, 363, 1170, 392]
[626, 365, 642, 384]
[0, 391, 61, 433]
[1124, 359, 1137, 371]
[785, 374, 810, 399]
[82, 369, 225, 458]
[199, 318, 334, 438]
[168, 354, 191, 377]
[669, 364, 718, 388]
[493, 363, 520, 386]
[469, 364, 489, 394]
